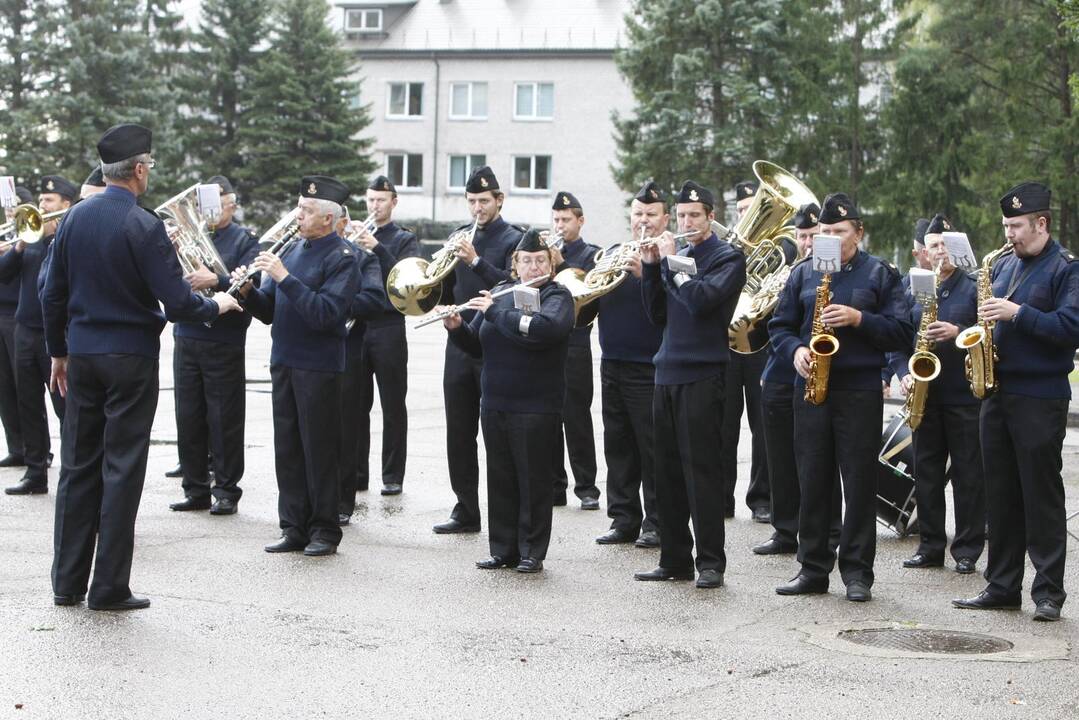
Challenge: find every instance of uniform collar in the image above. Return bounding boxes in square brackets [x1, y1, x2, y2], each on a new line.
[1019, 237, 1056, 266]
[375, 220, 397, 236]
[480, 215, 506, 234]
[303, 230, 339, 249]
[104, 185, 136, 201]
[687, 233, 719, 257]
[841, 249, 867, 273]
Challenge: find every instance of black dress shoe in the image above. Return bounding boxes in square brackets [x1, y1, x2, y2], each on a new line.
[552, 493, 567, 507]
[476, 555, 520, 569]
[596, 528, 636, 545]
[89, 595, 151, 611]
[516, 558, 543, 573]
[724, 506, 735, 519]
[902, 553, 944, 568]
[580, 497, 600, 511]
[381, 483, 402, 496]
[336, 513, 351, 526]
[264, 536, 307, 553]
[432, 519, 481, 534]
[0, 453, 25, 468]
[846, 582, 872, 602]
[753, 538, 797, 555]
[751, 507, 772, 524]
[303, 541, 337, 557]
[776, 574, 828, 595]
[53, 593, 85, 606]
[696, 569, 723, 589]
[164, 464, 183, 478]
[4, 476, 47, 495]
[1033, 600, 1062, 622]
[209, 498, 237, 515]
[952, 589, 1022, 610]
[634, 566, 694, 582]
[954, 557, 977, 574]
[634, 530, 660, 548]
[169, 496, 211, 511]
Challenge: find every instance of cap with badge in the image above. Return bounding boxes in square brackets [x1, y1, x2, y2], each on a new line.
[734, 181, 757, 201]
[465, 165, 499, 194]
[83, 166, 106, 188]
[818, 192, 861, 224]
[15, 186, 34, 205]
[206, 175, 235, 196]
[515, 228, 548, 253]
[97, 123, 152, 164]
[40, 175, 78, 202]
[999, 181, 1051, 218]
[793, 202, 820, 230]
[913, 217, 930, 246]
[924, 213, 953, 236]
[368, 175, 396, 194]
[634, 180, 666, 205]
[676, 180, 715, 208]
[300, 175, 349, 205]
[552, 191, 581, 210]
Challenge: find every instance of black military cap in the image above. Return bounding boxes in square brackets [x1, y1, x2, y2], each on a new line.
[925, 213, 953, 236]
[676, 180, 715, 208]
[465, 165, 499, 193]
[206, 175, 234, 195]
[368, 175, 396, 194]
[97, 123, 152, 164]
[552, 191, 582, 210]
[1000, 181, 1051, 218]
[634, 180, 666, 205]
[734, 181, 757, 201]
[83, 166, 106, 188]
[793, 202, 820, 230]
[300, 175, 349, 205]
[516, 228, 548, 253]
[40, 175, 78, 201]
[818, 192, 860, 224]
[14, 186, 33, 204]
[912, 218, 930, 246]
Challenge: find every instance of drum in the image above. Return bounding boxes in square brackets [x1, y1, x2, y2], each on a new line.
[877, 412, 919, 537]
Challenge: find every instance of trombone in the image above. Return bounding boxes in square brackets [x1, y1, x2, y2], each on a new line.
[0, 204, 69, 248]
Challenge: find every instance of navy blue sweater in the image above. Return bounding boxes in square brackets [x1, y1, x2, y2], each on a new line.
[559, 237, 601, 347]
[769, 250, 914, 392]
[761, 346, 796, 386]
[173, 222, 260, 346]
[369, 221, 420, 328]
[0, 232, 54, 330]
[991, 239, 1079, 399]
[642, 234, 747, 386]
[0, 236, 19, 317]
[346, 249, 390, 358]
[449, 279, 575, 413]
[597, 267, 662, 364]
[242, 231, 361, 373]
[42, 185, 219, 358]
[444, 216, 521, 321]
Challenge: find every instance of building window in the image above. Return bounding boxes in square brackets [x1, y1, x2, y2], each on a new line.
[449, 82, 488, 119]
[387, 82, 423, 118]
[514, 82, 554, 120]
[448, 154, 487, 189]
[512, 155, 551, 191]
[387, 153, 423, 189]
[345, 8, 382, 32]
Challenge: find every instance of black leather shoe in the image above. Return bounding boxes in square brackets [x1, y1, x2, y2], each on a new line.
[753, 538, 797, 555]
[580, 497, 600, 511]
[846, 582, 872, 602]
[53, 593, 85, 606]
[776, 574, 828, 595]
[476, 555, 519, 569]
[209, 498, 237, 515]
[164, 464, 183, 478]
[596, 528, 636, 545]
[381, 483, 402, 496]
[4, 476, 47, 495]
[954, 557, 977, 574]
[356, 482, 369, 492]
[303, 541, 337, 557]
[902, 553, 944, 568]
[516, 558, 543, 573]
[264, 536, 306, 553]
[751, 507, 772, 524]
[553, 493, 567, 507]
[432, 519, 481, 534]
[1033, 600, 1062, 622]
[952, 590, 1021, 610]
[0, 453, 25, 468]
[634, 530, 660, 548]
[336, 513, 351, 526]
[169, 496, 211, 511]
[634, 566, 694, 582]
[696, 569, 723, 589]
[89, 595, 151, 611]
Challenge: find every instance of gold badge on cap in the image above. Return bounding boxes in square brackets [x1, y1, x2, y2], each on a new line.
[944, 220, 951, 230]
[689, 189, 699, 202]
[562, 195, 570, 206]
[649, 189, 658, 200]
[308, 182, 317, 195]
[480, 177, 489, 189]
[838, 205, 848, 217]
[1012, 196, 1021, 209]
[810, 213, 818, 224]
[46, 179, 55, 191]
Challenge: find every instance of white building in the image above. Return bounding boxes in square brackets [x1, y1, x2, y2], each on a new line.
[333, 0, 636, 246]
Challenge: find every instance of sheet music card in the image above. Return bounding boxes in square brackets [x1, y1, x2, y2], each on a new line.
[0, 177, 17, 209]
[942, 232, 977, 271]
[514, 285, 540, 315]
[812, 235, 842, 274]
[196, 183, 223, 223]
[908, 267, 936, 300]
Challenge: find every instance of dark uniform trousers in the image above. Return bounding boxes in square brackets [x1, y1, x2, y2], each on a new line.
[357, 324, 408, 488]
[912, 403, 985, 562]
[339, 349, 366, 510]
[654, 373, 727, 573]
[270, 365, 343, 546]
[173, 336, 245, 502]
[0, 315, 22, 455]
[443, 340, 484, 526]
[15, 324, 64, 480]
[51, 354, 158, 605]
[720, 349, 769, 511]
[554, 344, 599, 501]
[601, 359, 658, 535]
[981, 392, 1068, 606]
[793, 389, 881, 587]
[481, 410, 559, 561]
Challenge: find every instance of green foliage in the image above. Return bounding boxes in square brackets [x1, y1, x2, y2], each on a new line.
[0, 0, 51, 184]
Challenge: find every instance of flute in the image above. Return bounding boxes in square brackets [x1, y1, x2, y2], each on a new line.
[414, 275, 547, 329]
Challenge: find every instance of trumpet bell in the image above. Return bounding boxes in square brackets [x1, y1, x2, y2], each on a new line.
[386, 256, 443, 316]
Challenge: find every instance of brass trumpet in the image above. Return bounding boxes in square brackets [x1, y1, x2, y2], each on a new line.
[0, 204, 69, 248]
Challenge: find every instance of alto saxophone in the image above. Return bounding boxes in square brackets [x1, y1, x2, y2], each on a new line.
[903, 283, 942, 431]
[954, 242, 1014, 399]
[804, 272, 839, 405]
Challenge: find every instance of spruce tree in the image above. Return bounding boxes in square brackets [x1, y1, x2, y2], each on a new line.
[0, 0, 54, 183]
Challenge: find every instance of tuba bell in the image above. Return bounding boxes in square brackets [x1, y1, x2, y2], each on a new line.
[386, 218, 479, 316]
[156, 185, 230, 298]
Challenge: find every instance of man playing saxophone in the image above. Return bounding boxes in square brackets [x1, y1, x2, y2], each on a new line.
[886, 215, 984, 574]
[954, 182, 1079, 622]
[769, 193, 912, 602]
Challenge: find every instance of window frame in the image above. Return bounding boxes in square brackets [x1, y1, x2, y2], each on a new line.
[448, 81, 489, 121]
[446, 154, 488, 191]
[510, 154, 552, 193]
[344, 7, 382, 33]
[386, 81, 424, 120]
[385, 152, 424, 190]
[512, 82, 554, 122]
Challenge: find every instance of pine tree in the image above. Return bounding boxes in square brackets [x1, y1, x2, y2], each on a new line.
[0, 0, 54, 183]
[140, 0, 190, 196]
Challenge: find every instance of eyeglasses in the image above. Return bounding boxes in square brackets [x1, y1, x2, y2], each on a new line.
[139, 159, 156, 169]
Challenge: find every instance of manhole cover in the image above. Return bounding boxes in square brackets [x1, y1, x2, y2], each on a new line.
[838, 628, 1013, 655]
